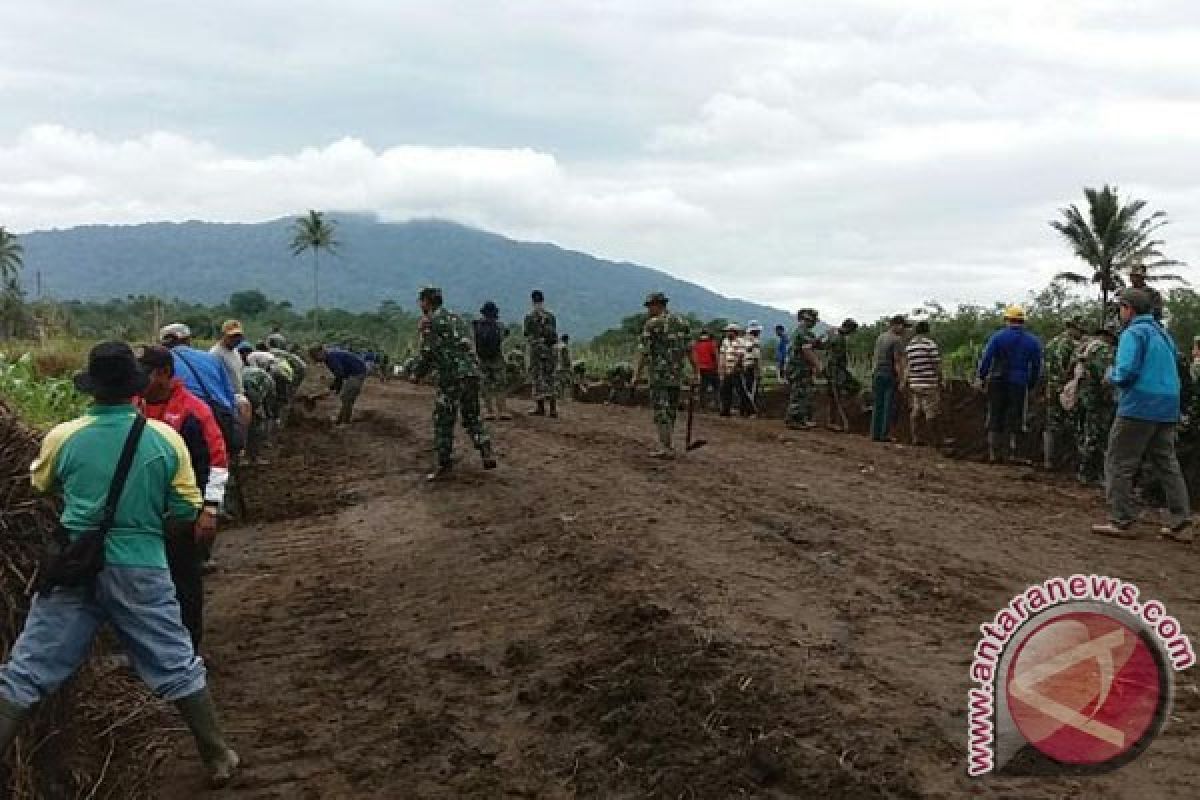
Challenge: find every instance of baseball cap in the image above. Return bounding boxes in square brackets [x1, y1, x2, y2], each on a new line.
[644, 291, 669, 306]
[159, 322, 191, 342]
[221, 319, 244, 336]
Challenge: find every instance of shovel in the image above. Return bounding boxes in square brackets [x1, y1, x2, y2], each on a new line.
[685, 385, 707, 451]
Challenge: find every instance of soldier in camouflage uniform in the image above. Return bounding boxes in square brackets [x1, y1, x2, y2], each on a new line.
[822, 317, 860, 431]
[606, 362, 634, 405]
[410, 287, 497, 481]
[785, 309, 821, 430]
[1076, 324, 1118, 486]
[631, 292, 697, 458]
[238, 343, 276, 465]
[524, 289, 559, 417]
[1041, 317, 1084, 470]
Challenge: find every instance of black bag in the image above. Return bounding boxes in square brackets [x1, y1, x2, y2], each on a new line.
[38, 415, 146, 592]
[474, 319, 504, 359]
[174, 349, 244, 452]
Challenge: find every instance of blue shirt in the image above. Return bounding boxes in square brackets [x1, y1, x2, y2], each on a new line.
[1111, 314, 1181, 423]
[325, 348, 367, 379]
[978, 326, 1043, 387]
[775, 336, 788, 372]
[170, 346, 237, 413]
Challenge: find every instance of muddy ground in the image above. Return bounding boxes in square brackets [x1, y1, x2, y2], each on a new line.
[154, 382, 1200, 799]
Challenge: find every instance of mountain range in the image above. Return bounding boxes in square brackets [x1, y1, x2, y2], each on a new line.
[18, 214, 790, 338]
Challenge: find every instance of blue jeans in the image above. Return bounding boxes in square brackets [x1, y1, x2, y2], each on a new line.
[871, 373, 897, 441]
[0, 567, 206, 709]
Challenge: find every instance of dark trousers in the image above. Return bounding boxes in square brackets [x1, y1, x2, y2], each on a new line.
[740, 369, 759, 416]
[1105, 417, 1190, 526]
[699, 371, 720, 410]
[715, 371, 734, 417]
[987, 381, 1028, 434]
[165, 528, 204, 650]
[871, 373, 897, 441]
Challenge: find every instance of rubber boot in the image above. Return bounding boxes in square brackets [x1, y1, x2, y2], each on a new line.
[480, 441, 498, 470]
[175, 689, 239, 788]
[651, 423, 676, 459]
[548, 397, 558, 419]
[528, 399, 546, 416]
[0, 697, 27, 754]
[987, 432, 1003, 464]
[1042, 432, 1055, 471]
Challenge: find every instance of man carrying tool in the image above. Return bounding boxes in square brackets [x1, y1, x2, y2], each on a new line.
[785, 309, 821, 430]
[308, 344, 367, 426]
[631, 292, 697, 459]
[977, 305, 1043, 464]
[824, 317, 859, 432]
[411, 287, 498, 480]
[741, 321, 764, 417]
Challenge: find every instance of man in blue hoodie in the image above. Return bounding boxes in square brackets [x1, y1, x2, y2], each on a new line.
[977, 306, 1043, 463]
[1093, 289, 1191, 539]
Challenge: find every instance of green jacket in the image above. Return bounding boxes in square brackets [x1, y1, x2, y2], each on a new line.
[414, 307, 482, 385]
[32, 405, 202, 568]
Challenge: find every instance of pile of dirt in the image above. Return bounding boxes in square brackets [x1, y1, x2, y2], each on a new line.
[0, 405, 172, 799]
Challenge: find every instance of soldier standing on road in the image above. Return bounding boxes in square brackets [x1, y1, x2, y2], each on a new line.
[824, 318, 860, 431]
[524, 289, 559, 418]
[411, 287, 498, 481]
[1076, 324, 1119, 486]
[473, 301, 512, 421]
[785, 309, 821, 430]
[1041, 317, 1085, 470]
[631, 292, 697, 459]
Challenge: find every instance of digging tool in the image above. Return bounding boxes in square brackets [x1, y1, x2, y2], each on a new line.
[827, 374, 849, 432]
[685, 385, 707, 451]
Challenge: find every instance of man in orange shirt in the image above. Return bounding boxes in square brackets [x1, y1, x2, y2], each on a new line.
[691, 329, 719, 410]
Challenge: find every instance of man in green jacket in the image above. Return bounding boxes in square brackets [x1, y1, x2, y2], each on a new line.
[0, 342, 239, 788]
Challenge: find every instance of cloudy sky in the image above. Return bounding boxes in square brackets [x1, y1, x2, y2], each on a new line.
[3, 0, 1200, 320]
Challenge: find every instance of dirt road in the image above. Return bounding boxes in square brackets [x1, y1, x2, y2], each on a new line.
[155, 382, 1200, 798]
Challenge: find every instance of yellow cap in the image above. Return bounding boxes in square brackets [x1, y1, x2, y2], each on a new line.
[1003, 305, 1025, 321]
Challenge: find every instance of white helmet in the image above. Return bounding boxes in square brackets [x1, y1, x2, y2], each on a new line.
[746, 320, 763, 334]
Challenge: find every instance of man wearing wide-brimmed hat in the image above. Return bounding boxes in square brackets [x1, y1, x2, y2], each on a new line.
[631, 292, 697, 458]
[0, 342, 239, 787]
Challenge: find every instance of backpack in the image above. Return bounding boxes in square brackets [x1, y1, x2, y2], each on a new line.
[475, 318, 504, 359]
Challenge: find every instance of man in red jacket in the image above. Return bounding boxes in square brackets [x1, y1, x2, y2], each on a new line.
[691, 329, 720, 410]
[136, 346, 228, 650]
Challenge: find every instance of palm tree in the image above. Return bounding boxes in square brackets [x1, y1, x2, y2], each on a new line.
[1050, 185, 1185, 324]
[0, 227, 23, 283]
[289, 210, 339, 338]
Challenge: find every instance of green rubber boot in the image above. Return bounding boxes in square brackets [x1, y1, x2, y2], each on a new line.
[0, 697, 26, 754]
[175, 689, 239, 788]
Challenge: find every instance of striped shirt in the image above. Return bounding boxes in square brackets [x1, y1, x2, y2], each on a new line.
[741, 335, 762, 369]
[719, 337, 744, 376]
[905, 336, 941, 389]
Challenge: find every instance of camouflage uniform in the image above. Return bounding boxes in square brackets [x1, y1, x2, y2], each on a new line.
[1042, 330, 1080, 465]
[524, 308, 558, 401]
[554, 341, 572, 399]
[785, 321, 818, 427]
[638, 309, 692, 452]
[1076, 338, 1116, 484]
[242, 365, 276, 461]
[412, 306, 492, 468]
[606, 362, 634, 404]
[272, 348, 307, 387]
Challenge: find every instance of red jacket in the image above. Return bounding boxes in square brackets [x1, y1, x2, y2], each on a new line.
[692, 338, 718, 373]
[137, 379, 229, 507]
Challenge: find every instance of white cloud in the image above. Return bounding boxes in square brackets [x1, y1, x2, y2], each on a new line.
[3, 1, 1200, 324]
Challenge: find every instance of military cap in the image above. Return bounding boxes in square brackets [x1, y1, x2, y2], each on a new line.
[644, 292, 669, 307]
